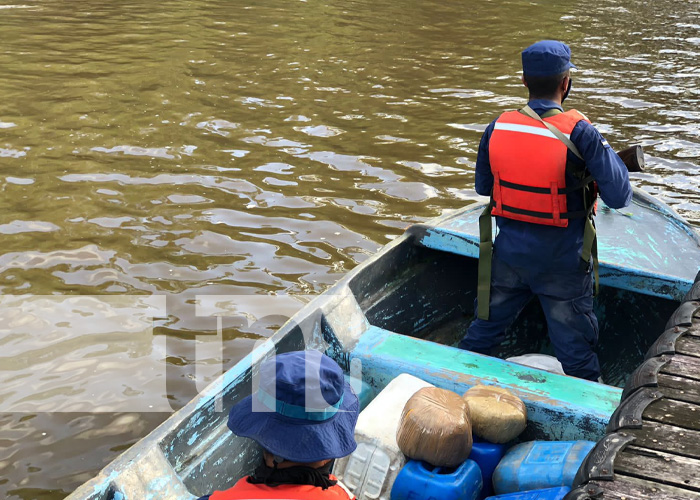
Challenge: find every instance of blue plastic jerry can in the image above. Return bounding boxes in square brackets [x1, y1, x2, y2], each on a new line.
[390, 459, 482, 500]
[492, 441, 595, 494]
[468, 438, 508, 498]
[485, 486, 570, 500]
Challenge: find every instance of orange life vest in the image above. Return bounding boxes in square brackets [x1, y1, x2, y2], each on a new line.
[488, 109, 591, 227]
[209, 475, 355, 500]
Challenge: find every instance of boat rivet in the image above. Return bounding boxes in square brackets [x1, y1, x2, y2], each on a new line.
[632, 418, 639, 423]
[588, 487, 596, 494]
[602, 468, 609, 474]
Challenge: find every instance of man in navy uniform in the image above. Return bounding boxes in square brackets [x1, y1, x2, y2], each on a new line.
[459, 40, 632, 381]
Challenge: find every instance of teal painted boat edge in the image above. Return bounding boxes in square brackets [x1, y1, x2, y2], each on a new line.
[349, 325, 622, 442]
[406, 188, 700, 301]
[411, 224, 691, 300]
[630, 186, 700, 243]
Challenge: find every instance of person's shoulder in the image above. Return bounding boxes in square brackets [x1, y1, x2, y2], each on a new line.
[567, 108, 591, 122]
[569, 114, 607, 144]
[484, 116, 499, 135]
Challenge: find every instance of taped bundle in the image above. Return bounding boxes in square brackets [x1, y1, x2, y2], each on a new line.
[396, 387, 473, 467]
[463, 385, 527, 444]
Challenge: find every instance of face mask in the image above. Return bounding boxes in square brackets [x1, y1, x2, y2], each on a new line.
[562, 78, 572, 102]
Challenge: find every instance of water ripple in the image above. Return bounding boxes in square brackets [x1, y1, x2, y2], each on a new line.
[0, 0, 698, 496]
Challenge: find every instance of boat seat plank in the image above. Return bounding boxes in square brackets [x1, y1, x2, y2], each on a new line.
[348, 325, 621, 442]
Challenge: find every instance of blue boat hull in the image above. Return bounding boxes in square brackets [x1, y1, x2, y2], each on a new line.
[65, 190, 700, 499]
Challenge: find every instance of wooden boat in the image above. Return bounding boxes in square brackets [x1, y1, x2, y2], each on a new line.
[67, 188, 700, 499]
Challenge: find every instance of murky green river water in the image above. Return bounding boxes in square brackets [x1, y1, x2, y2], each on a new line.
[0, 0, 699, 497]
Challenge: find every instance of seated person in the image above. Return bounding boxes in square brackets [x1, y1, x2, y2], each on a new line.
[199, 350, 359, 499]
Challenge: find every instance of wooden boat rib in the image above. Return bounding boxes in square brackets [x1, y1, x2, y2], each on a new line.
[66, 188, 700, 500]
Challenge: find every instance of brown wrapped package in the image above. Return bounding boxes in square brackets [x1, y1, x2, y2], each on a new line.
[463, 385, 527, 444]
[396, 387, 473, 467]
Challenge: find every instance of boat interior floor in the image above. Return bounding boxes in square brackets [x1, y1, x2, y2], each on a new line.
[348, 243, 679, 387]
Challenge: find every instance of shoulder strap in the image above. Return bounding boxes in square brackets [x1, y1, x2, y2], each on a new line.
[477, 203, 494, 320]
[521, 105, 584, 161]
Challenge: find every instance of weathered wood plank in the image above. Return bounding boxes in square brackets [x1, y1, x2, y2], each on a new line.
[587, 474, 700, 499]
[644, 398, 700, 431]
[676, 336, 700, 358]
[660, 354, 700, 382]
[621, 421, 700, 459]
[616, 446, 700, 492]
[657, 373, 700, 405]
[688, 321, 700, 336]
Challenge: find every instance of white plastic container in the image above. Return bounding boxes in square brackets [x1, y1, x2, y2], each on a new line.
[506, 353, 565, 375]
[334, 373, 434, 500]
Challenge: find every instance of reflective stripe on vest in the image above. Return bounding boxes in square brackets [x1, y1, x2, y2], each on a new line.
[209, 476, 355, 500]
[489, 109, 589, 227]
[493, 122, 571, 140]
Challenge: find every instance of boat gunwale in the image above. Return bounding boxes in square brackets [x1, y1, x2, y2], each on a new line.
[64, 190, 699, 499]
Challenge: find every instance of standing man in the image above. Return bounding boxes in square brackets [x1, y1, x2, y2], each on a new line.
[459, 40, 632, 382]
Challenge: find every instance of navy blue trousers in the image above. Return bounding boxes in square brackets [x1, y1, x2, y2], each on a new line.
[460, 254, 600, 381]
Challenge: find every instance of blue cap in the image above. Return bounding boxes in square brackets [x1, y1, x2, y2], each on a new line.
[227, 350, 359, 462]
[522, 40, 577, 77]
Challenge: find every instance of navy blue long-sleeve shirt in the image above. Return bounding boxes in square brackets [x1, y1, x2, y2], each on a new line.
[475, 99, 632, 273]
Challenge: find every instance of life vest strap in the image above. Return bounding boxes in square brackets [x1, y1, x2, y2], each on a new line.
[581, 210, 600, 296]
[499, 175, 593, 195]
[521, 105, 584, 161]
[477, 203, 494, 320]
[492, 201, 588, 220]
[562, 174, 594, 193]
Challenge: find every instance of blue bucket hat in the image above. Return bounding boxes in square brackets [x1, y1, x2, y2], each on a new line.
[228, 350, 359, 463]
[522, 40, 577, 77]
